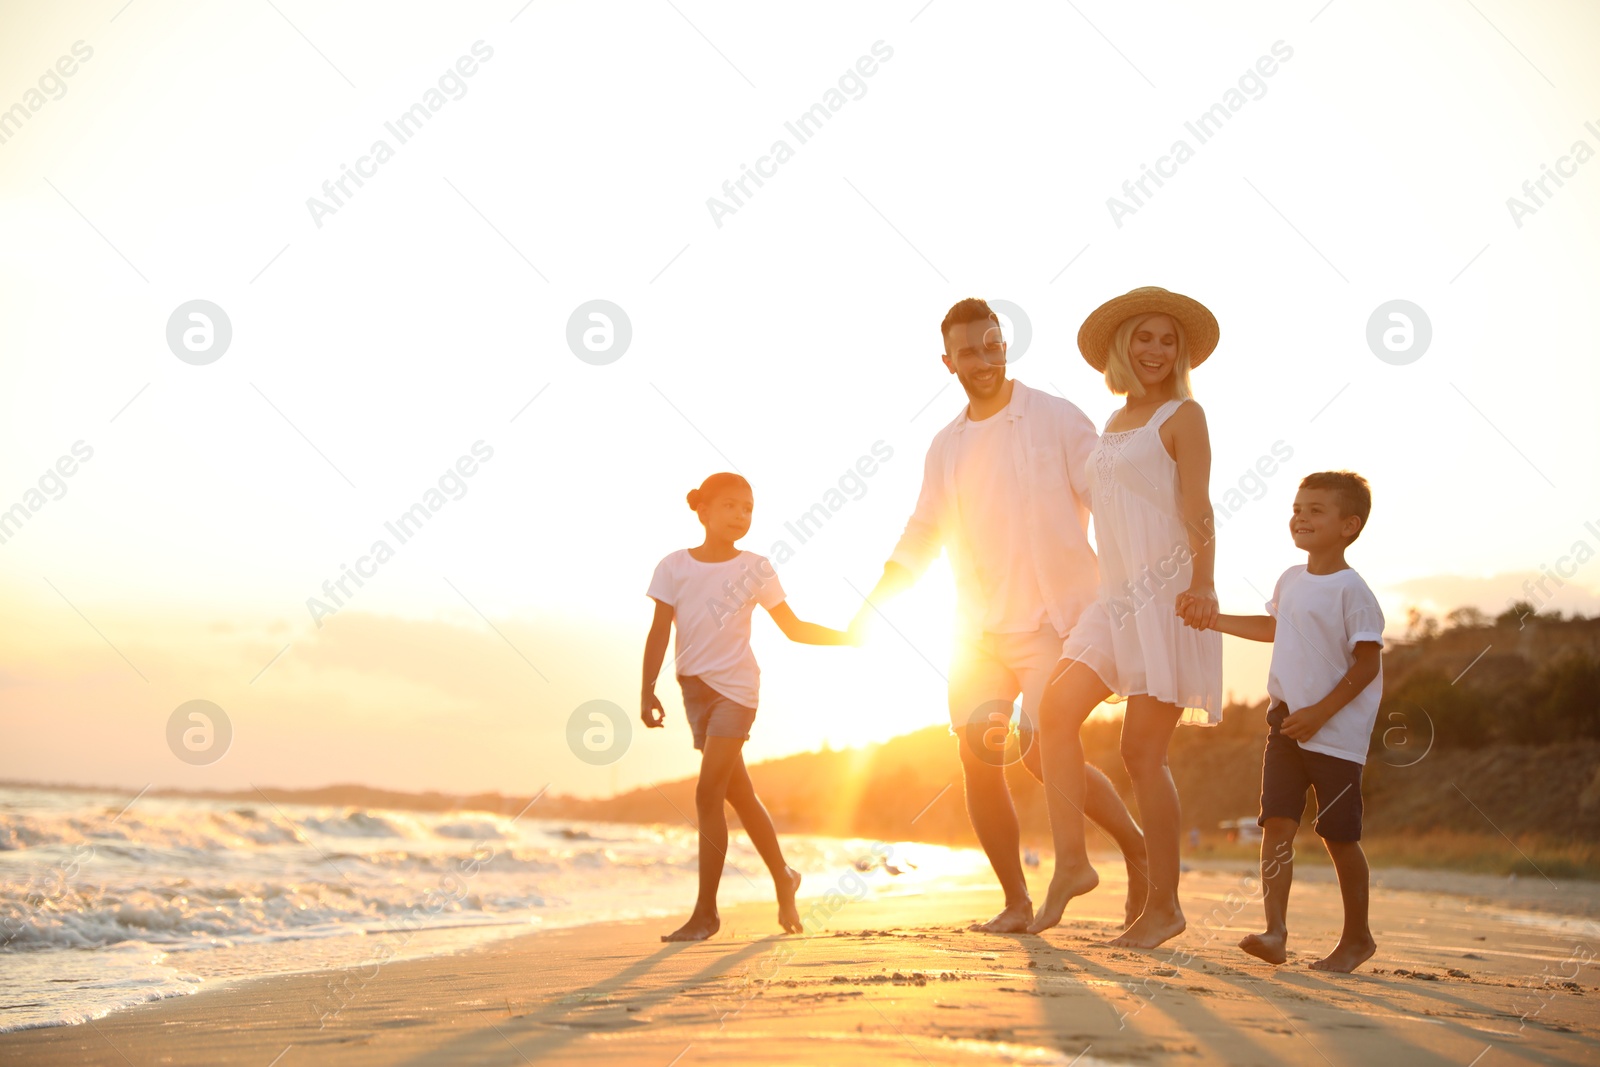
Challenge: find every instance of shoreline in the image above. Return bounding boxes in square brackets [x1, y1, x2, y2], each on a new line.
[3, 862, 1598, 1065]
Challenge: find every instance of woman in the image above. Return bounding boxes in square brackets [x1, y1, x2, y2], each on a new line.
[1027, 287, 1223, 946]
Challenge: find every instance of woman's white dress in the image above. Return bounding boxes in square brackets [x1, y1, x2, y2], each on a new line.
[1060, 398, 1223, 724]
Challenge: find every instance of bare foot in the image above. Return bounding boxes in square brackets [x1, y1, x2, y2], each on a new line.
[970, 899, 1034, 934]
[777, 867, 803, 934]
[1122, 860, 1150, 930]
[1310, 935, 1375, 973]
[661, 914, 721, 942]
[1025, 865, 1100, 934]
[1109, 904, 1185, 949]
[1239, 929, 1287, 965]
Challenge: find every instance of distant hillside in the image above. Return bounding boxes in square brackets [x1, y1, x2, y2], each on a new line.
[1380, 607, 1600, 747]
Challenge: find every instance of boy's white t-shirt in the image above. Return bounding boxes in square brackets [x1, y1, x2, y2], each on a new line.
[646, 549, 787, 709]
[1265, 564, 1386, 765]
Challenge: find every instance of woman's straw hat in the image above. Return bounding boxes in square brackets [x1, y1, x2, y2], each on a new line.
[1076, 287, 1220, 371]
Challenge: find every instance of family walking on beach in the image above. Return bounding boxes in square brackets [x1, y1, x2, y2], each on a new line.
[640, 288, 1387, 973]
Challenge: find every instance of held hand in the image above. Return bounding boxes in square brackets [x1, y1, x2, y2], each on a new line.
[1178, 584, 1219, 631]
[1279, 706, 1327, 741]
[1174, 592, 1196, 627]
[641, 689, 666, 729]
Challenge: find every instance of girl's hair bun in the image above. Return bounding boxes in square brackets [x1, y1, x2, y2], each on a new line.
[686, 472, 751, 515]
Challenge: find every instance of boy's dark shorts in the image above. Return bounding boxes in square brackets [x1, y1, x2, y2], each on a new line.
[1259, 702, 1365, 841]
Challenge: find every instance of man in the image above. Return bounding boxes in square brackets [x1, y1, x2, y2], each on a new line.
[850, 298, 1148, 933]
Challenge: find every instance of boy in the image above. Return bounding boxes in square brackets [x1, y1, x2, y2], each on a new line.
[1205, 471, 1385, 972]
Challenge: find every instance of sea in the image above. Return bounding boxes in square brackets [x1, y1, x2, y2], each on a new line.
[0, 784, 992, 1033]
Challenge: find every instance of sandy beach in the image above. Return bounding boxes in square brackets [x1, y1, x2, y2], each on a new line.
[4, 859, 1596, 1066]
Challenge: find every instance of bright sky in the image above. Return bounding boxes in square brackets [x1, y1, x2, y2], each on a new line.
[2, 1, 1597, 800]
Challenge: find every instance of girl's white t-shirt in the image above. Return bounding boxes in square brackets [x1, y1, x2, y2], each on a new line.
[647, 549, 787, 709]
[1265, 564, 1386, 764]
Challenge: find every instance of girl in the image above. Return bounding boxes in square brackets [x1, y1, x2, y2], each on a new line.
[1029, 287, 1224, 946]
[642, 472, 854, 941]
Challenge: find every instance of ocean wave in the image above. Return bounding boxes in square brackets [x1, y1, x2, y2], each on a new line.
[0, 804, 480, 852]
[0, 808, 305, 852]
[1, 874, 556, 952]
[433, 819, 506, 840]
[296, 810, 409, 838]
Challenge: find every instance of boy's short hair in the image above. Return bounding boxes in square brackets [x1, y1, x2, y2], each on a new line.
[940, 298, 999, 347]
[1300, 470, 1372, 540]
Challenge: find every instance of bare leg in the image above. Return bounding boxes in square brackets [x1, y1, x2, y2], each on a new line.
[1310, 839, 1375, 972]
[1022, 744, 1147, 927]
[725, 758, 803, 933]
[1026, 660, 1112, 934]
[662, 735, 744, 942]
[958, 739, 1034, 932]
[1110, 697, 1187, 949]
[1239, 817, 1297, 964]
[1084, 769, 1148, 928]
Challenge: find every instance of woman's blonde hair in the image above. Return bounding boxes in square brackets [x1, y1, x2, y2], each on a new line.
[1103, 313, 1193, 400]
